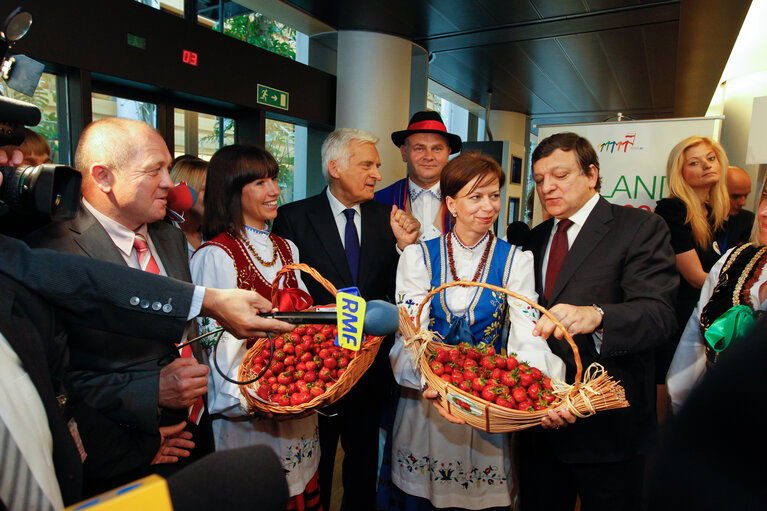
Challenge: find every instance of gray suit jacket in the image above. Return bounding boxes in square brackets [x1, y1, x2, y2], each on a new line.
[25, 205, 192, 434]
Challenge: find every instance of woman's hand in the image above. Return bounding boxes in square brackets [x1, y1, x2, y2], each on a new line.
[423, 387, 465, 424]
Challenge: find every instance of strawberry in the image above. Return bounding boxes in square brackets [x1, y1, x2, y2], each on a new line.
[430, 361, 445, 376]
[471, 377, 487, 392]
[463, 368, 478, 381]
[519, 372, 534, 388]
[531, 367, 543, 381]
[435, 349, 450, 364]
[542, 377, 553, 391]
[527, 383, 542, 400]
[481, 387, 498, 402]
[500, 372, 516, 387]
[512, 387, 528, 403]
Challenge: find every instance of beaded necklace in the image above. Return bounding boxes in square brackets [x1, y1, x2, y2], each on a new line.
[446, 230, 493, 282]
[240, 229, 279, 267]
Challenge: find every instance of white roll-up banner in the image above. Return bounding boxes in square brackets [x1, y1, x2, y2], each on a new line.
[536, 117, 723, 212]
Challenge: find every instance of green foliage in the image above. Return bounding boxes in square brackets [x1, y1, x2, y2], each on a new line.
[220, 11, 296, 60]
[265, 119, 295, 205]
[0, 72, 59, 161]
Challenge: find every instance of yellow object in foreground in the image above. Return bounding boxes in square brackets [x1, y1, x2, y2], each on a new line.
[336, 291, 366, 351]
[65, 475, 172, 511]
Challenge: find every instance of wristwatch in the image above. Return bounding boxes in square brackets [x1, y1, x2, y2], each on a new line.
[592, 304, 605, 332]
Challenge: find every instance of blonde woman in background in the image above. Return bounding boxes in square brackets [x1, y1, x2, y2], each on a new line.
[170, 154, 208, 258]
[654, 136, 730, 413]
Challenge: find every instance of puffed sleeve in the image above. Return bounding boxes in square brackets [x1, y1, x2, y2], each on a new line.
[390, 243, 431, 390]
[655, 198, 695, 255]
[666, 248, 730, 412]
[286, 239, 309, 294]
[505, 248, 566, 381]
[189, 245, 248, 416]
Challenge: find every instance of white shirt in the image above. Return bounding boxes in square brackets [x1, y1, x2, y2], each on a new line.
[325, 188, 361, 247]
[0, 333, 63, 510]
[408, 179, 442, 241]
[540, 192, 602, 352]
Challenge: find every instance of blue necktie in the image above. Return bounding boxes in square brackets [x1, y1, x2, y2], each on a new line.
[343, 208, 360, 284]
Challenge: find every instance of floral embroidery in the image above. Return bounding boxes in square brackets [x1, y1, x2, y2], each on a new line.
[395, 449, 506, 488]
[282, 429, 319, 471]
[481, 290, 506, 346]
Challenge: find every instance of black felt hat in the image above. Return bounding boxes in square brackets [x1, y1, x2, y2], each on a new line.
[391, 111, 462, 154]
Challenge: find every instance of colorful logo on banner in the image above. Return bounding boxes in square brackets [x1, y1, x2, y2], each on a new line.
[336, 287, 365, 351]
[598, 133, 636, 153]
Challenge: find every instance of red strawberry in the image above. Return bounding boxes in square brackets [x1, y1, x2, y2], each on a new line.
[471, 377, 487, 392]
[542, 377, 554, 391]
[481, 387, 498, 402]
[512, 387, 528, 403]
[519, 372, 534, 388]
[531, 367, 543, 381]
[500, 372, 516, 387]
[430, 361, 445, 376]
[435, 349, 450, 364]
[463, 368, 478, 381]
[527, 383, 542, 400]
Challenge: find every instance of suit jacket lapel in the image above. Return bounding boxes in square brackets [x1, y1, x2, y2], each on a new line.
[70, 206, 126, 265]
[149, 222, 189, 281]
[307, 192, 353, 285]
[548, 197, 612, 304]
[527, 218, 554, 301]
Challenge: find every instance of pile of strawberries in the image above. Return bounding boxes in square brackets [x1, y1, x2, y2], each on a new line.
[251, 325, 364, 406]
[429, 342, 557, 411]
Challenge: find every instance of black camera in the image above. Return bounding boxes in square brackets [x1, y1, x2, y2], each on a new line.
[0, 7, 81, 222]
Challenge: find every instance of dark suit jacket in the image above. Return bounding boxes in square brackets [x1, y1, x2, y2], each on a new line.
[271, 191, 399, 401]
[272, 190, 397, 305]
[24, 205, 197, 485]
[523, 196, 678, 463]
[0, 234, 197, 505]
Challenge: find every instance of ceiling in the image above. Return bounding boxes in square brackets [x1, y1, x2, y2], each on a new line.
[279, 0, 751, 127]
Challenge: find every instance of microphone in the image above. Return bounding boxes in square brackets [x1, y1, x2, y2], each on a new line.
[259, 299, 399, 336]
[65, 445, 289, 511]
[167, 182, 197, 213]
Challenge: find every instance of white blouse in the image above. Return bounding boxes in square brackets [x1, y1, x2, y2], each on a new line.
[190, 226, 318, 497]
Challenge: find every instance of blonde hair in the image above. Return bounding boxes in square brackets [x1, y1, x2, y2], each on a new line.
[170, 155, 207, 194]
[750, 173, 766, 246]
[0, 128, 51, 159]
[666, 136, 730, 249]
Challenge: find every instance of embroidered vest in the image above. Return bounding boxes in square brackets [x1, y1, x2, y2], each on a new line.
[421, 235, 516, 353]
[198, 232, 298, 298]
[699, 242, 767, 365]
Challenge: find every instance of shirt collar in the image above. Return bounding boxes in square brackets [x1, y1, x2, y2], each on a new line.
[326, 187, 361, 218]
[408, 179, 441, 202]
[82, 199, 145, 258]
[554, 192, 600, 231]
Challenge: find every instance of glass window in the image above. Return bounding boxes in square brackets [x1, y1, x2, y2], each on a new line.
[198, 2, 301, 60]
[265, 119, 298, 205]
[174, 108, 234, 160]
[92, 93, 157, 127]
[0, 71, 60, 162]
[133, 0, 184, 18]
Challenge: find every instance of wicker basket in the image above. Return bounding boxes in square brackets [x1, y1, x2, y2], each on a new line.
[239, 263, 384, 419]
[400, 280, 629, 433]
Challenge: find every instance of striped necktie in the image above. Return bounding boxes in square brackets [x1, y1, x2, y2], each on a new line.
[133, 232, 160, 274]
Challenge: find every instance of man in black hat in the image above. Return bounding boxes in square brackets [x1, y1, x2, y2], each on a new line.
[375, 111, 462, 241]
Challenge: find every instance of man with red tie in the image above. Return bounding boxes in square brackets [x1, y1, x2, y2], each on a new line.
[519, 132, 678, 511]
[375, 111, 462, 241]
[25, 117, 212, 495]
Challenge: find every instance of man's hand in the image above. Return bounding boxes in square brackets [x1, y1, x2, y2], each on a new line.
[423, 387, 465, 424]
[0, 149, 23, 167]
[541, 405, 577, 429]
[159, 357, 209, 409]
[532, 303, 603, 340]
[391, 205, 421, 250]
[151, 421, 194, 465]
[201, 288, 295, 338]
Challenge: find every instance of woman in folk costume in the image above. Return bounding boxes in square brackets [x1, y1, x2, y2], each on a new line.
[382, 151, 566, 510]
[667, 172, 767, 413]
[190, 144, 321, 511]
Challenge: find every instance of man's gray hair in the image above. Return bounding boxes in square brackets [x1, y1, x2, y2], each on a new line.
[321, 128, 379, 181]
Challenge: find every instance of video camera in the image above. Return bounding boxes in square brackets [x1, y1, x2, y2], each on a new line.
[0, 7, 80, 221]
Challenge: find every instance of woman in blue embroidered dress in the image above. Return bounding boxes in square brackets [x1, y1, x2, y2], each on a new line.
[190, 144, 322, 511]
[381, 151, 566, 510]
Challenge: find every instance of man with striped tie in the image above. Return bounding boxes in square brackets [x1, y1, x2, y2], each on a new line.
[25, 117, 213, 496]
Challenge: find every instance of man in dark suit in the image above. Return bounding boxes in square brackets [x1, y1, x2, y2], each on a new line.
[272, 128, 419, 511]
[25, 118, 211, 493]
[518, 132, 678, 511]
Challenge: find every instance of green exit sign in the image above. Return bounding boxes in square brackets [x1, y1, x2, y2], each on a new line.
[257, 84, 289, 111]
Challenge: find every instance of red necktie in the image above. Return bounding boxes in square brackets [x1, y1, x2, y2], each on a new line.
[545, 219, 574, 302]
[133, 233, 160, 274]
[177, 342, 205, 425]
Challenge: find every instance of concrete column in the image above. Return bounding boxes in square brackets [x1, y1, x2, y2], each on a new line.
[336, 30, 413, 187]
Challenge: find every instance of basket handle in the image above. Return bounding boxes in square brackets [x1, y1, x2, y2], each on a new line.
[414, 280, 583, 393]
[271, 263, 339, 306]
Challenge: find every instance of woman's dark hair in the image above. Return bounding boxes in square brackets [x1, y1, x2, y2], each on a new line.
[440, 151, 505, 199]
[202, 144, 279, 240]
